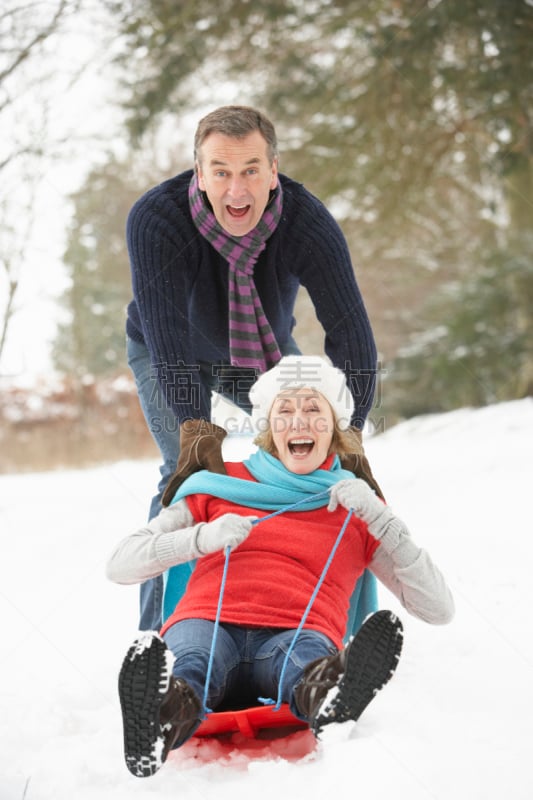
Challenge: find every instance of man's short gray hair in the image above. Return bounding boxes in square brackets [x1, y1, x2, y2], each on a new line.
[194, 105, 279, 165]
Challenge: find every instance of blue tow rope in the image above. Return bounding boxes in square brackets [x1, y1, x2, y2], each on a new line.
[201, 489, 353, 717]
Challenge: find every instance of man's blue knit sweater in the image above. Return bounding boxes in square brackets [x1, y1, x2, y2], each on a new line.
[126, 170, 377, 426]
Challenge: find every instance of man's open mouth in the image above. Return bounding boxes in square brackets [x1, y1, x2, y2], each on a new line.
[288, 438, 314, 456]
[227, 204, 251, 218]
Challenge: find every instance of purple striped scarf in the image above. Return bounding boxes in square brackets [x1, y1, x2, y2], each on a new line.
[188, 172, 283, 372]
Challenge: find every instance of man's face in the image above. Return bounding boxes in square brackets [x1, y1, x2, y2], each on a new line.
[196, 130, 278, 236]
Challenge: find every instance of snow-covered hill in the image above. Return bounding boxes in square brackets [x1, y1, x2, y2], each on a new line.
[1, 398, 532, 799]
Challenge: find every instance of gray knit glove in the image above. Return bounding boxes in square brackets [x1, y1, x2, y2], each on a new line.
[196, 513, 257, 555]
[328, 478, 404, 551]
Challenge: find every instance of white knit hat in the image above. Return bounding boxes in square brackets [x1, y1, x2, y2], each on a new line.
[249, 355, 354, 432]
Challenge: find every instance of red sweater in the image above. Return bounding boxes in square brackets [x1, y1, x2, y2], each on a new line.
[161, 462, 379, 648]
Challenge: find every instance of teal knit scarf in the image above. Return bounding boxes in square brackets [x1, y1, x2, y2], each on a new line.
[163, 450, 377, 640]
[170, 449, 354, 509]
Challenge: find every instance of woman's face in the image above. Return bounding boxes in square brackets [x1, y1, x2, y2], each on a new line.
[269, 387, 335, 474]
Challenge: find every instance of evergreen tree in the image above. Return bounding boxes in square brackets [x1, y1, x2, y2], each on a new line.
[53, 158, 143, 377]
[388, 231, 533, 415]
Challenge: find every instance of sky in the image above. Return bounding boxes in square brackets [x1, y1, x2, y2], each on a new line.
[1, 397, 532, 799]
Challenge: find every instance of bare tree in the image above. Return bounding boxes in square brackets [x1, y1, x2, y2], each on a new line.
[0, 171, 38, 360]
[0, 0, 95, 370]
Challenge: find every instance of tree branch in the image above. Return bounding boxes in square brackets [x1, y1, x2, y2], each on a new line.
[0, 0, 70, 84]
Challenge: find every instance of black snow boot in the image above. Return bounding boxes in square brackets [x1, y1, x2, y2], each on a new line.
[118, 632, 203, 778]
[294, 610, 403, 736]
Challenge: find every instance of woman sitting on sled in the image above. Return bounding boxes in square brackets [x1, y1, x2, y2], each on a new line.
[106, 355, 454, 778]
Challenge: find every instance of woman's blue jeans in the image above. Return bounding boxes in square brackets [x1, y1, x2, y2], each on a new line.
[163, 619, 337, 742]
[126, 336, 301, 631]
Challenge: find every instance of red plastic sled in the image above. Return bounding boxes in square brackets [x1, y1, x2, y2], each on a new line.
[194, 702, 308, 739]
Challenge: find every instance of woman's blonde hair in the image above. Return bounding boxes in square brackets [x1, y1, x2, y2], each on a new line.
[255, 420, 359, 459]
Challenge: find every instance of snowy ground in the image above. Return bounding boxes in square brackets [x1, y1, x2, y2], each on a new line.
[1, 398, 532, 800]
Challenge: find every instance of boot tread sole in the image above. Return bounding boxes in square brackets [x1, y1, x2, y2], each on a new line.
[118, 633, 171, 778]
[312, 610, 403, 735]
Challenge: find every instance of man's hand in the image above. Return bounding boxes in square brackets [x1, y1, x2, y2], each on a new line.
[339, 426, 385, 500]
[162, 420, 227, 507]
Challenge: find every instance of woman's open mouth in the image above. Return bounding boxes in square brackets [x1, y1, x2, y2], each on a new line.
[288, 438, 314, 457]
